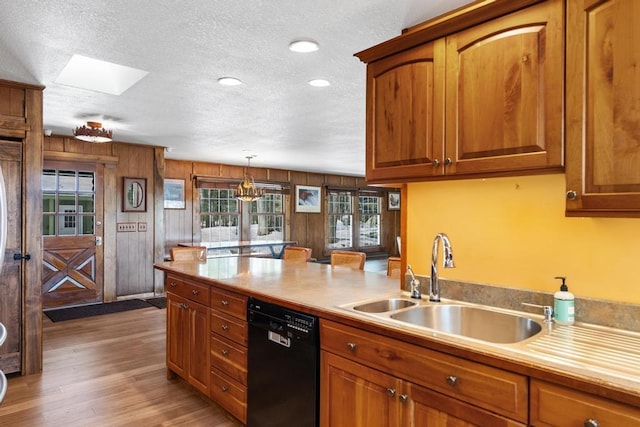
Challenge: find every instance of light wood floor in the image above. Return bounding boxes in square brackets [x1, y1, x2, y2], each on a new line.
[0, 307, 242, 427]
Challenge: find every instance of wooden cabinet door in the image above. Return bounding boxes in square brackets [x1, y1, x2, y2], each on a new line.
[321, 351, 402, 427]
[365, 40, 445, 183]
[187, 298, 210, 394]
[566, 0, 640, 216]
[409, 382, 525, 427]
[444, 0, 564, 176]
[166, 292, 189, 378]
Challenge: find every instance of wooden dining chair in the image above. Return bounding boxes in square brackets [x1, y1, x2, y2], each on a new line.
[283, 246, 313, 262]
[387, 256, 402, 278]
[330, 250, 366, 270]
[170, 246, 207, 262]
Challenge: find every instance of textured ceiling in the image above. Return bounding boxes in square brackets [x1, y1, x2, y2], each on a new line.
[0, 0, 471, 176]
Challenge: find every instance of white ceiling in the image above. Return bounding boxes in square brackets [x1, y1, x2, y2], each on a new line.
[0, 0, 471, 176]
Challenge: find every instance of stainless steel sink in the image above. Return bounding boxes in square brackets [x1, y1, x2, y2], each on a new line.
[353, 298, 418, 313]
[390, 304, 542, 344]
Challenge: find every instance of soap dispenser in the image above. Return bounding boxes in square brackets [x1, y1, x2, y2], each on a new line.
[553, 276, 575, 325]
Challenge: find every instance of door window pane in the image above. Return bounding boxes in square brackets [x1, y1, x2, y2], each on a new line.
[78, 171, 95, 192]
[58, 214, 76, 235]
[43, 215, 55, 236]
[42, 170, 56, 191]
[79, 193, 95, 213]
[58, 170, 76, 192]
[81, 216, 95, 235]
[43, 193, 56, 213]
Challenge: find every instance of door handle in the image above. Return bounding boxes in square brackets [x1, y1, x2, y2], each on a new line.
[13, 253, 31, 261]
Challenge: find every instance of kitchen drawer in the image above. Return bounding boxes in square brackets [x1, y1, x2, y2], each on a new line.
[530, 379, 640, 426]
[165, 275, 210, 306]
[211, 288, 247, 320]
[211, 311, 247, 346]
[210, 367, 247, 424]
[320, 320, 528, 423]
[210, 334, 247, 385]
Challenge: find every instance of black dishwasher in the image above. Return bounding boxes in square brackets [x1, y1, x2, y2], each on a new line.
[247, 297, 319, 427]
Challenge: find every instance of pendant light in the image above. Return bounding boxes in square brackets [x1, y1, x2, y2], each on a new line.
[235, 155, 264, 202]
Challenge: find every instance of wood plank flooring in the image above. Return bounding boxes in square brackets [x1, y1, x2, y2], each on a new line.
[0, 307, 242, 427]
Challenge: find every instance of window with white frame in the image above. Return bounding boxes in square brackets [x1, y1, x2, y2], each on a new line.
[358, 193, 381, 247]
[326, 189, 354, 249]
[199, 189, 240, 243]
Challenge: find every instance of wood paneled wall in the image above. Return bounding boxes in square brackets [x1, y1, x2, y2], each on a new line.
[44, 136, 164, 299]
[165, 159, 401, 261]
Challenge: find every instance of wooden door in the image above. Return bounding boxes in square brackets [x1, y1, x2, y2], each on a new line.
[320, 351, 402, 427]
[166, 292, 189, 378]
[0, 140, 23, 374]
[42, 160, 104, 308]
[365, 39, 445, 183]
[187, 298, 210, 394]
[565, 0, 640, 216]
[444, 0, 564, 176]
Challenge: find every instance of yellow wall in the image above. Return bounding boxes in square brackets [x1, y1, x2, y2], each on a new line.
[407, 174, 640, 304]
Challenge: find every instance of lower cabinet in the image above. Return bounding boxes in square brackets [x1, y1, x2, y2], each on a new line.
[530, 379, 640, 426]
[320, 320, 527, 426]
[321, 351, 523, 427]
[166, 291, 210, 395]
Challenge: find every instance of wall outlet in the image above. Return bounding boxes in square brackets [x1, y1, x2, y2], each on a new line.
[117, 222, 137, 232]
[138, 222, 147, 232]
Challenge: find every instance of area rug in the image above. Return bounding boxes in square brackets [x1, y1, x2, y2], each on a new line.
[145, 297, 167, 309]
[44, 299, 154, 322]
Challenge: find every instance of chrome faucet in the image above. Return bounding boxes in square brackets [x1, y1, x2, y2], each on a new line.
[430, 233, 454, 302]
[407, 265, 421, 299]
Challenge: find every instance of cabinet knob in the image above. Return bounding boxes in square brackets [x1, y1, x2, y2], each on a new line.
[446, 375, 458, 386]
[584, 419, 599, 427]
[399, 394, 408, 403]
[221, 324, 229, 331]
[444, 157, 453, 166]
[221, 300, 229, 306]
[566, 190, 578, 200]
[221, 385, 229, 392]
[191, 289, 199, 296]
[221, 349, 229, 356]
[386, 388, 396, 397]
[346, 342, 357, 351]
[169, 282, 177, 288]
[432, 159, 440, 167]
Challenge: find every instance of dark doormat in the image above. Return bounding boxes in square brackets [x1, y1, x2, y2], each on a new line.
[44, 299, 154, 322]
[145, 297, 166, 309]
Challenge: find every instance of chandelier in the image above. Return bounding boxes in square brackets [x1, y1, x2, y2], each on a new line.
[73, 121, 113, 143]
[235, 156, 264, 202]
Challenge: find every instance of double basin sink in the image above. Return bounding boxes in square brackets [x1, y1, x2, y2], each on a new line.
[345, 297, 542, 344]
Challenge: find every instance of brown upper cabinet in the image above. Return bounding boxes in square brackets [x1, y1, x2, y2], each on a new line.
[356, 0, 564, 183]
[565, 0, 640, 217]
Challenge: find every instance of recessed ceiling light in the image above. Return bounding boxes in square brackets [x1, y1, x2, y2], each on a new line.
[218, 77, 243, 86]
[308, 79, 330, 87]
[289, 40, 319, 53]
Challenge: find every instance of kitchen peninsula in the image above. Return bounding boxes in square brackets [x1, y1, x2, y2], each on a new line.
[155, 257, 640, 426]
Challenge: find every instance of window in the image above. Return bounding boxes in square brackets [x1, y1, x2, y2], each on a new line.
[250, 194, 284, 240]
[42, 169, 95, 236]
[359, 194, 381, 247]
[326, 189, 383, 251]
[327, 190, 354, 249]
[199, 189, 239, 244]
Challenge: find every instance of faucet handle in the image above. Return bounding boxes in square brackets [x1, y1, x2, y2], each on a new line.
[406, 265, 421, 299]
[522, 302, 553, 323]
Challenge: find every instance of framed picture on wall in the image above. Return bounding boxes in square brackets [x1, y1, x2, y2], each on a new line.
[123, 177, 146, 212]
[295, 185, 321, 213]
[164, 178, 185, 209]
[388, 192, 400, 211]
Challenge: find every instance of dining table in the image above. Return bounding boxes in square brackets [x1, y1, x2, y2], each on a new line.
[179, 240, 298, 259]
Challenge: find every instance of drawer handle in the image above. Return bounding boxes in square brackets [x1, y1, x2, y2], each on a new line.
[221, 300, 229, 306]
[221, 324, 229, 331]
[180, 303, 188, 310]
[221, 385, 229, 392]
[446, 375, 458, 386]
[169, 282, 177, 288]
[221, 349, 229, 356]
[346, 342, 356, 351]
[584, 419, 599, 427]
[399, 394, 408, 403]
[191, 289, 199, 296]
[386, 388, 396, 397]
